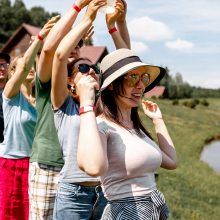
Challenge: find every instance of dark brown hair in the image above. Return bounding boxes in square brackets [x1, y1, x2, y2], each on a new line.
[96, 75, 152, 139]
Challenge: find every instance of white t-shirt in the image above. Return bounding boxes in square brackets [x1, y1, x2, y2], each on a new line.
[97, 117, 162, 201]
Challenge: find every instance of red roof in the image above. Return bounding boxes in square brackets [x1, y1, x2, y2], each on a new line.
[1, 23, 41, 52]
[23, 23, 41, 36]
[80, 46, 108, 64]
[144, 86, 165, 98]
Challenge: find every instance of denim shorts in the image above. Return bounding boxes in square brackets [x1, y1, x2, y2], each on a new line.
[53, 182, 107, 220]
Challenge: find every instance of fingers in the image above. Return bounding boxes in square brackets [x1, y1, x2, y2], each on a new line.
[142, 100, 157, 112]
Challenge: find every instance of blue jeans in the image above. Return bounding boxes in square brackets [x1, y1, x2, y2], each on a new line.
[53, 182, 107, 220]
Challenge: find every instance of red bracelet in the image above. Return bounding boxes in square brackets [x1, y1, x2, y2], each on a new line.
[79, 105, 95, 115]
[73, 4, 81, 12]
[108, 27, 117, 34]
[37, 34, 44, 41]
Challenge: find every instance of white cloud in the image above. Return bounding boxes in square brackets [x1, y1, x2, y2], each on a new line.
[131, 41, 149, 54]
[165, 39, 194, 51]
[128, 16, 173, 42]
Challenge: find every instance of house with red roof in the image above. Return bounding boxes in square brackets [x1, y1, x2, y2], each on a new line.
[1, 23, 108, 64]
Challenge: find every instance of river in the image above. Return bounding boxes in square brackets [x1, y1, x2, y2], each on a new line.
[200, 140, 220, 174]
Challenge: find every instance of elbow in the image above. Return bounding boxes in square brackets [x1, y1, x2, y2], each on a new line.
[166, 160, 178, 170]
[54, 50, 67, 63]
[161, 158, 178, 170]
[168, 162, 178, 170]
[78, 159, 108, 177]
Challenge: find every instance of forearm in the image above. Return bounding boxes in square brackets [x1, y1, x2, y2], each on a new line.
[55, 18, 92, 60]
[38, 7, 79, 82]
[153, 118, 177, 166]
[117, 21, 131, 49]
[110, 29, 128, 49]
[4, 39, 41, 98]
[77, 112, 108, 177]
[43, 8, 78, 52]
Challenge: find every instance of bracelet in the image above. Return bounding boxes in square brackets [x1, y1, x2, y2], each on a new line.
[79, 105, 95, 115]
[37, 33, 44, 41]
[72, 4, 81, 12]
[108, 27, 117, 34]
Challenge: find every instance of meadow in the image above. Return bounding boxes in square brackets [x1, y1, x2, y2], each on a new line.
[140, 98, 220, 220]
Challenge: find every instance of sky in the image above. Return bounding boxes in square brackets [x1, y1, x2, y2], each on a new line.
[12, 0, 220, 89]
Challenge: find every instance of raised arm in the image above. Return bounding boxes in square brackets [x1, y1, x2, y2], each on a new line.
[116, 0, 131, 49]
[3, 17, 58, 99]
[106, 0, 129, 49]
[51, 0, 107, 109]
[76, 75, 108, 177]
[38, 0, 92, 83]
[142, 100, 177, 170]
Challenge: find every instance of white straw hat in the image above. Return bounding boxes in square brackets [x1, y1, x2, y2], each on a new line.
[100, 48, 166, 92]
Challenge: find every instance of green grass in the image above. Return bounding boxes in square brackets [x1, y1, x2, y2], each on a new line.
[139, 98, 220, 220]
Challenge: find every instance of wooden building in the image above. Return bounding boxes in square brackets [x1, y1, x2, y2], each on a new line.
[1, 23, 108, 64]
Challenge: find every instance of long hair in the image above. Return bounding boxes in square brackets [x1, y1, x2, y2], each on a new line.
[96, 75, 152, 139]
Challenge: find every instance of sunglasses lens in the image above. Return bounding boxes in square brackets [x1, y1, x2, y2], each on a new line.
[125, 73, 150, 87]
[142, 73, 150, 86]
[78, 64, 90, 73]
[126, 74, 139, 86]
[92, 65, 100, 74]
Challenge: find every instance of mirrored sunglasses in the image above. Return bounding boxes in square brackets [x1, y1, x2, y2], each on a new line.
[78, 63, 100, 75]
[124, 73, 150, 87]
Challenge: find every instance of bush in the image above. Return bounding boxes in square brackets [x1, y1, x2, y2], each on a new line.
[182, 100, 197, 109]
[193, 99, 200, 105]
[201, 99, 209, 106]
[172, 100, 179, 105]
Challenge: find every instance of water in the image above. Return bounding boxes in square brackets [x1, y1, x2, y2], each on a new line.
[200, 141, 220, 174]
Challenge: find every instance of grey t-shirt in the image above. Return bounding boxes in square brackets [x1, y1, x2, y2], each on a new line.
[54, 95, 99, 183]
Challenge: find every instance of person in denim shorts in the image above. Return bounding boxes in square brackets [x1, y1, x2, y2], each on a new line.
[51, 0, 130, 219]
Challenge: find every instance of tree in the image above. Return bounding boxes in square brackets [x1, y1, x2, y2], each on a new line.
[29, 7, 51, 27]
[0, 0, 59, 49]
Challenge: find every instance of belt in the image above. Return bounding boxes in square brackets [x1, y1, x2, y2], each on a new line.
[78, 181, 101, 187]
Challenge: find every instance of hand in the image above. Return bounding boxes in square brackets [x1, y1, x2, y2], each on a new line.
[116, 0, 127, 23]
[76, 75, 99, 106]
[83, 25, 94, 45]
[84, 0, 107, 22]
[75, 0, 92, 9]
[39, 15, 60, 39]
[106, 0, 124, 29]
[141, 100, 163, 120]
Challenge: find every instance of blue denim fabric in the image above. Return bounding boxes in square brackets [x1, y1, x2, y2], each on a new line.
[53, 182, 107, 220]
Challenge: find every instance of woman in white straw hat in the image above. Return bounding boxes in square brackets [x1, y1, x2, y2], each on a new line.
[77, 48, 177, 219]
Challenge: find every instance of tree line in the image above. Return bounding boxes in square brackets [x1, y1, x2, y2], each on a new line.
[159, 67, 220, 99]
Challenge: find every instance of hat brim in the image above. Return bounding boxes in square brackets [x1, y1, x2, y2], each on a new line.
[100, 62, 166, 93]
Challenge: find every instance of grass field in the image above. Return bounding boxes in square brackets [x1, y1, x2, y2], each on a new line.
[139, 98, 220, 220]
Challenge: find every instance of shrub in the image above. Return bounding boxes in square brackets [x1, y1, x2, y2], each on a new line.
[201, 99, 209, 106]
[172, 100, 179, 105]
